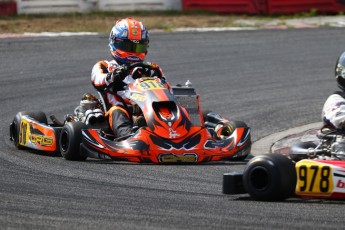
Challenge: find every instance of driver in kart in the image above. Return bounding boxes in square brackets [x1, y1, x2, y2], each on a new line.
[91, 17, 233, 139]
[322, 51, 345, 129]
[91, 18, 167, 137]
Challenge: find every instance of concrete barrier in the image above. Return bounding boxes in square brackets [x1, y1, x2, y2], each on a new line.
[98, 0, 181, 11]
[15, 0, 181, 14]
[182, 0, 266, 14]
[16, 0, 97, 14]
[267, 0, 345, 14]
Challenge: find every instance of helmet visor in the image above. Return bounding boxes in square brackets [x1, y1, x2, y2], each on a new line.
[337, 75, 345, 87]
[114, 40, 148, 53]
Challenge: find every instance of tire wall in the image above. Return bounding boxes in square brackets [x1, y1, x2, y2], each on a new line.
[266, 0, 345, 14]
[182, 0, 345, 14]
[0, 1, 17, 16]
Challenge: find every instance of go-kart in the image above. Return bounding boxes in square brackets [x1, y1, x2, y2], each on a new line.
[9, 63, 251, 164]
[222, 125, 345, 201]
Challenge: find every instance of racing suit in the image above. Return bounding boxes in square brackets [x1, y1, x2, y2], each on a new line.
[322, 91, 345, 129]
[91, 60, 165, 137]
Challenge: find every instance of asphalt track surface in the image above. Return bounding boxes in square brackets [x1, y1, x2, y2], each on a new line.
[1, 28, 345, 229]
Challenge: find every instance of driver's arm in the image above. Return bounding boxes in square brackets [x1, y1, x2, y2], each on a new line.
[322, 92, 345, 129]
[91, 60, 113, 90]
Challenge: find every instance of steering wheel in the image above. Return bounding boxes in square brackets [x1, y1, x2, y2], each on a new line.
[127, 62, 162, 79]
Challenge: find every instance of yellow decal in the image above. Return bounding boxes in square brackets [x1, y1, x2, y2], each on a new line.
[19, 120, 30, 146]
[130, 92, 146, 102]
[19, 120, 54, 147]
[30, 134, 53, 146]
[138, 80, 165, 91]
[159, 153, 197, 163]
[296, 160, 334, 196]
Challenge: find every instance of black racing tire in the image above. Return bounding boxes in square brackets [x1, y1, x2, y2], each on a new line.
[202, 110, 213, 123]
[228, 120, 250, 161]
[203, 110, 248, 129]
[10, 111, 47, 149]
[59, 121, 88, 161]
[243, 154, 296, 201]
[229, 120, 248, 129]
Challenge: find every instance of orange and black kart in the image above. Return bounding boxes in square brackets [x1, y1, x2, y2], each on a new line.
[10, 63, 251, 164]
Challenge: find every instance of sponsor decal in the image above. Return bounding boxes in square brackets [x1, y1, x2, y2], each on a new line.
[169, 128, 180, 139]
[127, 56, 141, 62]
[158, 153, 197, 163]
[19, 120, 30, 146]
[30, 134, 53, 146]
[121, 30, 128, 38]
[336, 179, 345, 189]
[130, 92, 146, 102]
[19, 120, 54, 147]
[132, 29, 138, 36]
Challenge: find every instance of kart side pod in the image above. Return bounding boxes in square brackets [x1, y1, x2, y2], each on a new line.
[223, 154, 297, 201]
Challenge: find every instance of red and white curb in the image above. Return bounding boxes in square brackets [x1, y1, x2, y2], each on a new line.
[251, 122, 322, 156]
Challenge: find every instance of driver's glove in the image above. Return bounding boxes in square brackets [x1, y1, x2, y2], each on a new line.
[148, 62, 163, 78]
[132, 66, 152, 79]
[106, 66, 127, 84]
[215, 123, 234, 140]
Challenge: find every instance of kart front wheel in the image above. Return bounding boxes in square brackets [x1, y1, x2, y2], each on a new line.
[243, 154, 296, 201]
[10, 111, 47, 149]
[60, 122, 87, 161]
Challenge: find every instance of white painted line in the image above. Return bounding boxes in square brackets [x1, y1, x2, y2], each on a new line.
[173, 27, 257, 32]
[24, 32, 99, 37]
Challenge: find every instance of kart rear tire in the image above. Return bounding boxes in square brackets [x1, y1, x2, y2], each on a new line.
[60, 121, 87, 161]
[230, 120, 248, 128]
[229, 120, 250, 161]
[202, 110, 213, 122]
[10, 111, 47, 149]
[243, 154, 296, 201]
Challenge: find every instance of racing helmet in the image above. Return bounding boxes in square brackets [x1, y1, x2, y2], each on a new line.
[335, 51, 345, 90]
[109, 18, 149, 65]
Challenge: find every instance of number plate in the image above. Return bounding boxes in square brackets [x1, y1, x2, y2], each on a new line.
[138, 80, 165, 91]
[296, 160, 334, 196]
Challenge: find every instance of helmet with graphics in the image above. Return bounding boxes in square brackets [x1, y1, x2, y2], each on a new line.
[109, 18, 149, 65]
[335, 51, 345, 91]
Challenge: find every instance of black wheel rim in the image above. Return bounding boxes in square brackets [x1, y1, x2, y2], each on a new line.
[250, 166, 270, 191]
[60, 130, 69, 152]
